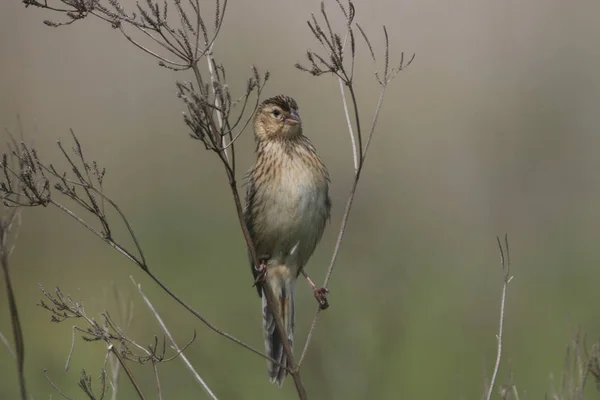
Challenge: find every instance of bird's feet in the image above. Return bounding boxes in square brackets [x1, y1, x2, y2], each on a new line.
[252, 256, 269, 287]
[301, 269, 330, 310]
[313, 287, 329, 310]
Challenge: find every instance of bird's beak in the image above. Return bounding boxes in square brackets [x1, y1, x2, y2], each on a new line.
[285, 109, 301, 125]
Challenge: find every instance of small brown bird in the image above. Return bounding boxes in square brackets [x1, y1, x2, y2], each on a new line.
[244, 95, 331, 386]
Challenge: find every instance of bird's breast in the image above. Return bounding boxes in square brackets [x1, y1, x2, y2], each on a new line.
[251, 147, 329, 263]
[261, 159, 327, 230]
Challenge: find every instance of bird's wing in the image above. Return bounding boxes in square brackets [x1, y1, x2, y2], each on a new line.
[243, 168, 264, 296]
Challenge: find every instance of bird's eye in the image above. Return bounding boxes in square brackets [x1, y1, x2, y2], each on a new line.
[272, 109, 281, 118]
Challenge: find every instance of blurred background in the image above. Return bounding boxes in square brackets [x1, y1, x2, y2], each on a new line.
[1, 0, 600, 398]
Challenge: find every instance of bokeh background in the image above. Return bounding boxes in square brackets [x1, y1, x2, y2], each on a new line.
[1, 0, 600, 398]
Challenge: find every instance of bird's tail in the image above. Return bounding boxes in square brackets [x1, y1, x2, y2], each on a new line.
[262, 277, 295, 386]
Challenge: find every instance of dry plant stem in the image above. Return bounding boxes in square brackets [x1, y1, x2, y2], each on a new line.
[295, 0, 415, 368]
[338, 77, 358, 172]
[110, 349, 121, 400]
[486, 235, 512, 400]
[109, 345, 146, 400]
[298, 176, 358, 366]
[152, 362, 163, 400]
[108, 287, 134, 400]
[511, 385, 520, 400]
[45, 369, 74, 400]
[132, 276, 218, 400]
[0, 211, 27, 400]
[206, 43, 228, 163]
[300, 81, 388, 368]
[0, 330, 16, 358]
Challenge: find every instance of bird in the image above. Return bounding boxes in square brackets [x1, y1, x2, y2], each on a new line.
[244, 95, 331, 386]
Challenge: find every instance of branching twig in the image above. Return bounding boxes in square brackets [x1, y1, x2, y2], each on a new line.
[0, 330, 16, 359]
[109, 345, 146, 399]
[486, 234, 513, 400]
[37, 283, 203, 399]
[295, 0, 414, 367]
[131, 276, 218, 400]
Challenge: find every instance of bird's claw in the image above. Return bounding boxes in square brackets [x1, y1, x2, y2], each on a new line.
[314, 287, 329, 310]
[252, 259, 268, 287]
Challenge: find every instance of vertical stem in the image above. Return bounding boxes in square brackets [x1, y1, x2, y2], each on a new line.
[133, 277, 218, 400]
[486, 277, 508, 400]
[206, 43, 228, 164]
[486, 236, 512, 400]
[337, 78, 358, 172]
[0, 221, 27, 400]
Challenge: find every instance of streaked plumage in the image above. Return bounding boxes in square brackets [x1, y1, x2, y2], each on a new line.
[244, 95, 331, 386]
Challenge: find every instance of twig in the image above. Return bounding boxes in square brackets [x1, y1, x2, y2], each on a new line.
[296, 0, 414, 367]
[109, 345, 146, 399]
[153, 362, 163, 400]
[132, 276, 218, 400]
[110, 345, 122, 400]
[0, 330, 16, 359]
[45, 369, 74, 400]
[108, 283, 134, 400]
[335, 30, 358, 172]
[299, 175, 358, 366]
[205, 42, 227, 163]
[486, 234, 513, 400]
[65, 325, 77, 370]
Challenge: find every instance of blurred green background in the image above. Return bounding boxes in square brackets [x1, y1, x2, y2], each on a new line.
[1, 0, 600, 398]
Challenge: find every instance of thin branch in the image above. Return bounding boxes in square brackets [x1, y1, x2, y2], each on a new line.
[362, 86, 387, 158]
[336, 35, 358, 172]
[51, 188, 276, 361]
[486, 234, 513, 400]
[0, 330, 16, 359]
[132, 276, 218, 400]
[108, 285, 134, 400]
[117, 24, 189, 68]
[38, 165, 148, 268]
[65, 325, 77, 370]
[109, 345, 146, 399]
[205, 42, 227, 163]
[49, 199, 145, 267]
[296, 0, 414, 369]
[299, 175, 358, 366]
[45, 369, 74, 400]
[152, 362, 163, 400]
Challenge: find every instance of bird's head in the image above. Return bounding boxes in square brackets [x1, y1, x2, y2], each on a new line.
[253, 95, 302, 141]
